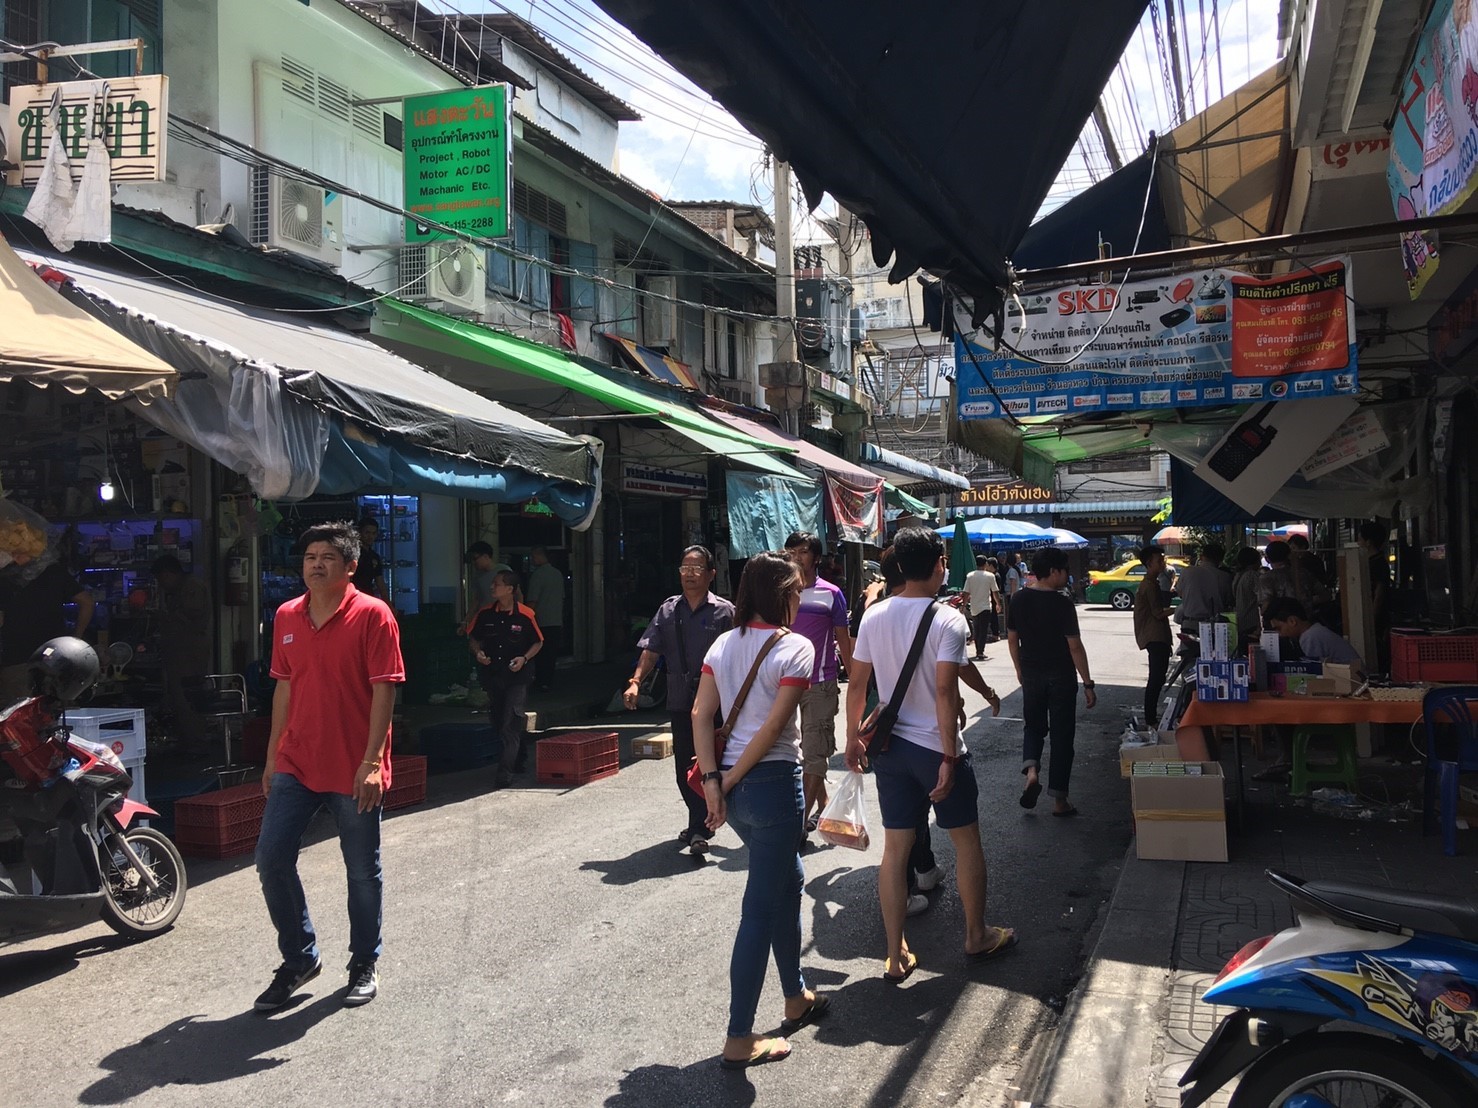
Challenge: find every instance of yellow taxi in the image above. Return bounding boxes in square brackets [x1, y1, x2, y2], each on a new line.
[1085, 557, 1188, 611]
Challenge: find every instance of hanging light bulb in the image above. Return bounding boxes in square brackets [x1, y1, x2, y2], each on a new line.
[98, 480, 116, 501]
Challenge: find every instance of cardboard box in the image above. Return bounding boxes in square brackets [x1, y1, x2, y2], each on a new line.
[1120, 740, 1182, 778]
[631, 734, 674, 760]
[1270, 661, 1321, 695]
[1322, 663, 1357, 695]
[1132, 761, 1227, 862]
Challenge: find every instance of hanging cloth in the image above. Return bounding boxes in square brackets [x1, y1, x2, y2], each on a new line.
[65, 82, 114, 246]
[23, 92, 79, 251]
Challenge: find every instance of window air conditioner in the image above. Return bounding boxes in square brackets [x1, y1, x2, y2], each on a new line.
[248, 166, 342, 266]
[400, 241, 487, 315]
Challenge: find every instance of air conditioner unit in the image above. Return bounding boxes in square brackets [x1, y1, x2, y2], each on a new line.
[248, 166, 342, 266]
[400, 241, 487, 315]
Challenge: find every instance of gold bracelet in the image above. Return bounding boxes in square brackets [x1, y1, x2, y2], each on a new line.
[362, 760, 382, 768]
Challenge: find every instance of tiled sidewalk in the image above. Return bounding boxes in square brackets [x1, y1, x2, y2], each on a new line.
[1027, 752, 1478, 1108]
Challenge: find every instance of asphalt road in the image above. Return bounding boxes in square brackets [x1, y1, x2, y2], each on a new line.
[2, 606, 1148, 1108]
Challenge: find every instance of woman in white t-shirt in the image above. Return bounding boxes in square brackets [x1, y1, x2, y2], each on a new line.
[692, 551, 824, 1070]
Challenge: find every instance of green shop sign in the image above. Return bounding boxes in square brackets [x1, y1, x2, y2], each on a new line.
[402, 85, 510, 242]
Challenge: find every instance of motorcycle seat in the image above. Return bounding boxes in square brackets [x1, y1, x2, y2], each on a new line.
[1303, 880, 1478, 943]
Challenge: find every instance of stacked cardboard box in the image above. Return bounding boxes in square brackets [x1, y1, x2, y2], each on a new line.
[1131, 761, 1227, 862]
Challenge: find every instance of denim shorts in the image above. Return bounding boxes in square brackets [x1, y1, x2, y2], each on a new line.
[872, 738, 980, 830]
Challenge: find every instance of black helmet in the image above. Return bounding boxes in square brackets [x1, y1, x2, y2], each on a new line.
[29, 637, 100, 704]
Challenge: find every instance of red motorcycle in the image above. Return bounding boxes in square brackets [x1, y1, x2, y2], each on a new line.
[0, 638, 186, 939]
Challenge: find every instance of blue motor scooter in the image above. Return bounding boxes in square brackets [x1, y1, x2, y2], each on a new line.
[1179, 870, 1478, 1107]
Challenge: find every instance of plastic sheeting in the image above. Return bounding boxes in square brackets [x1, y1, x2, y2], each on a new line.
[1151, 398, 1432, 522]
[726, 471, 822, 559]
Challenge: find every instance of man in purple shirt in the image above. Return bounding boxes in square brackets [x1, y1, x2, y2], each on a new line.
[785, 531, 855, 831]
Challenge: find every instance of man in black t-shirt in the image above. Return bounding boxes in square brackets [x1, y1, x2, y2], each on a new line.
[351, 518, 387, 601]
[464, 570, 543, 788]
[1005, 547, 1096, 817]
[0, 556, 94, 703]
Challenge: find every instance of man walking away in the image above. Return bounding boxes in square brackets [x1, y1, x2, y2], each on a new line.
[1007, 547, 1096, 817]
[1134, 547, 1173, 726]
[625, 546, 735, 857]
[466, 570, 544, 787]
[255, 521, 404, 1011]
[963, 555, 1001, 660]
[1174, 543, 1233, 626]
[846, 526, 1016, 981]
[524, 546, 565, 691]
[152, 555, 211, 750]
[784, 531, 854, 832]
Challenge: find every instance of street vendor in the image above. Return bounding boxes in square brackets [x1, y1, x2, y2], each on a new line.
[1264, 597, 1365, 675]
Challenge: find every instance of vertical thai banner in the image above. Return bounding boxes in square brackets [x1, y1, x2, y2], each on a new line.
[402, 86, 511, 242]
[823, 474, 884, 545]
[1387, 0, 1478, 298]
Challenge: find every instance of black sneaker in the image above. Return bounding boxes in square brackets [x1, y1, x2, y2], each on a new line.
[344, 960, 378, 1007]
[254, 959, 322, 1011]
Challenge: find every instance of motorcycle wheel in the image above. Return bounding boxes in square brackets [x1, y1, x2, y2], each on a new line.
[1229, 1032, 1468, 1108]
[99, 826, 187, 939]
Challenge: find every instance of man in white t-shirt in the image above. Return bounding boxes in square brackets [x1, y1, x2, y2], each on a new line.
[962, 555, 1001, 660]
[846, 527, 1018, 982]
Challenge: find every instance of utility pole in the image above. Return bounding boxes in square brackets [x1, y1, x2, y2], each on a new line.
[1165, 1, 1188, 124]
[774, 157, 796, 362]
[1092, 102, 1123, 172]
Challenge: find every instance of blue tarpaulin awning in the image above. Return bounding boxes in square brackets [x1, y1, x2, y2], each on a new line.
[860, 442, 970, 490]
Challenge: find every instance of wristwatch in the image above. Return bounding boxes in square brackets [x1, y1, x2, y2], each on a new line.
[701, 770, 723, 784]
[1083, 680, 1096, 689]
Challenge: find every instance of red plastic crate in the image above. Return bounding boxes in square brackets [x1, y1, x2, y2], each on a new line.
[1390, 630, 1478, 684]
[174, 828, 259, 859]
[174, 782, 266, 834]
[385, 754, 427, 811]
[537, 731, 619, 786]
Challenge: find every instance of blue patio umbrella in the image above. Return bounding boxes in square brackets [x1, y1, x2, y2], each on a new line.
[934, 517, 1054, 548]
[1042, 526, 1089, 548]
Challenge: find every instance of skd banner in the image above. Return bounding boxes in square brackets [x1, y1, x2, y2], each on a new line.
[955, 258, 1358, 420]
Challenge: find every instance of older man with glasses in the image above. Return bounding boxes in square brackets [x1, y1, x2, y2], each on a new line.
[625, 545, 735, 857]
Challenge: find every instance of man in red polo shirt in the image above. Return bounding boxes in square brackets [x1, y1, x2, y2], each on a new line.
[254, 521, 404, 1012]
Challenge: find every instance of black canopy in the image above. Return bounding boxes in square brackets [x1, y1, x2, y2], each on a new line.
[595, 0, 1149, 311]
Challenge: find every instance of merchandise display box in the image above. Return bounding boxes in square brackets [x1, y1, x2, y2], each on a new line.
[173, 781, 265, 859]
[1269, 661, 1321, 695]
[1119, 739, 1182, 778]
[1195, 659, 1250, 702]
[537, 731, 619, 786]
[1131, 761, 1227, 862]
[631, 734, 674, 760]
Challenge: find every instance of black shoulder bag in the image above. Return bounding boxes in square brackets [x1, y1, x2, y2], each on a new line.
[859, 602, 939, 758]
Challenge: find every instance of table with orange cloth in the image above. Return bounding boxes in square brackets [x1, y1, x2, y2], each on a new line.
[1177, 692, 1428, 830]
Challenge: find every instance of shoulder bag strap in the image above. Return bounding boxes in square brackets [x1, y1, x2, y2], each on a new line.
[883, 603, 940, 717]
[718, 629, 787, 737]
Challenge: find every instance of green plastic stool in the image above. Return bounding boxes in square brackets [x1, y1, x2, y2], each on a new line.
[1289, 724, 1359, 796]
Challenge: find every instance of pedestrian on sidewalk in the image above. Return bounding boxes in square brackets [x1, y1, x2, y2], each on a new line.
[1002, 551, 1023, 628]
[1231, 546, 1264, 652]
[1007, 546, 1096, 817]
[524, 546, 564, 691]
[466, 570, 544, 788]
[1134, 546, 1173, 727]
[1174, 542, 1233, 626]
[963, 554, 1001, 659]
[783, 531, 854, 835]
[463, 541, 511, 613]
[691, 551, 824, 1070]
[846, 526, 1017, 982]
[255, 520, 404, 1012]
[625, 546, 734, 857]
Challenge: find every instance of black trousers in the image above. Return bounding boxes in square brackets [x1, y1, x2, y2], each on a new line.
[1021, 668, 1079, 799]
[534, 624, 563, 688]
[971, 609, 997, 654]
[1144, 641, 1171, 726]
[488, 682, 530, 773]
[670, 709, 712, 838]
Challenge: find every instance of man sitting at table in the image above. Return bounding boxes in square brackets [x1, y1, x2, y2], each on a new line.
[1264, 597, 1365, 674]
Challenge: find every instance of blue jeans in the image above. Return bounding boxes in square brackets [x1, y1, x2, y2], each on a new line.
[255, 772, 383, 968]
[723, 760, 806, 1038]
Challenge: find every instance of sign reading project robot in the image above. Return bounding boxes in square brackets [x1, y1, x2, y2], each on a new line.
[954, 258, 1359, 420]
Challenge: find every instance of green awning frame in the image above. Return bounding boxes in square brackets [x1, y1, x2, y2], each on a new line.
[378, 300, 802, 476]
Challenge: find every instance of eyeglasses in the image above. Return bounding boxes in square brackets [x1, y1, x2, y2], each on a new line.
[678, 565, 708, 575]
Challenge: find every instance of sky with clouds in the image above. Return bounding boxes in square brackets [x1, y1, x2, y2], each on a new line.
[448, 1, 1284, 231]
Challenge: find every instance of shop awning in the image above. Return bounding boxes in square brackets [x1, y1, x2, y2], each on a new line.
[703, 407, 879, 485]
[376, 300, 801, 477]
[859, 442, 970, 490]
[958, 498, 1163, 517]
[885, 483, 938, 521]
[0, 234, 175, 400]
[26, 249, 601, 526]
[594, 1, 1149, 312]
[605, 334, 703, 391]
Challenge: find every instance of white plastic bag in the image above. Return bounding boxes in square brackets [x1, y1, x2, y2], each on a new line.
[817, 770, 871, 850]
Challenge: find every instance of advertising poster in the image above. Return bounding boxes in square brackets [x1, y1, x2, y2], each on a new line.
[1192, 396, 1358, 514]
[955, 258, 1358, 420]
[402, 85, 511, 242]
[1386, 0, 1478, 297]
